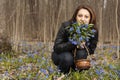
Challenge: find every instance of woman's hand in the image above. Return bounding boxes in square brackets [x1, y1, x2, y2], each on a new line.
[77, 41, 86, 49]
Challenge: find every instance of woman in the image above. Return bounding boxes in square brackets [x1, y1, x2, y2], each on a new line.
[51, 5, 98, 74]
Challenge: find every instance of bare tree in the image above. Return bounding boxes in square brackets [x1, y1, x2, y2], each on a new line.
[116, 0, 119, 59]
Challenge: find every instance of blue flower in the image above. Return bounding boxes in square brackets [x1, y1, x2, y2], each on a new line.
[72, 41, 78, 45]
[0, 58, 2, 62]
[86, 37, 90, 41]
[84, 24, 88, 28]
[79, 37, 83, 41]
[73, 22, 77, 24]
[91, 35, 95, 37]
[69, 27, 74, 31]
[86, 42, 90, 46]
[27, 53, 34, 58]
[109, 64, 116, 69]
[40, 68, 47, 74]
[19, 58, 23, 62]
[80, 25, 85, 28]
[91, 29, 96, 33]
[4, 71, 9, 76]
[76, 29, 81, 34]
[48, 66, 54, 73]
[69, 39, 78, 45]
[96, 69, 101, 75]
[96, 68, 104, 75]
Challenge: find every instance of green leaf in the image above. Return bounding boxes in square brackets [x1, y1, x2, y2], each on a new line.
[88, 24, 94, 28]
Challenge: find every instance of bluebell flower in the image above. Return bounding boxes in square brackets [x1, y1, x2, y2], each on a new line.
[100, 68, 104, 73]
[86, 37, 90, 42]
[96, 69, 101, 75]
[69, 27, 74, 31]
[96, 68, 104, 75]
[27, 53, 34, 58]
[76, 29, 81, 34]
[73, 22, 77, 24]
[48, 66, 54, 73]
[116, 70, 120, 78]
[72, 41, 78, 45]
[46, 75, 49, 78]
[79, 36, 83, 41]
[84, 24, 88, 28]
[42, 57, 46, 60]
[69, 39, 78, 45]
[40, 68, 47, 74]
[19, 58, 23, 62]
[91, 29, 96, 33]
[91, 35, 95, 37]
[80, 25, 85, 28]
[109, 64, 113, 69]
[111, 46, 117, 49]
[86, 42, 90, 46]
[4, 71, 9, 76]
[0, 58, 2, 62]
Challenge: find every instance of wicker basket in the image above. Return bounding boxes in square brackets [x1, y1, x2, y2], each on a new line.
[75, 59, 90, 69]
[74, 45, 91, 70]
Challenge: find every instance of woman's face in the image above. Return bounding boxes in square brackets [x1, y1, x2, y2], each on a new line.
[76, 8, 91, 24]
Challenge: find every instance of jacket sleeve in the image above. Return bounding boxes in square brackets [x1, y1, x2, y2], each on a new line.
[53, 22, 76, 54]
[87, 31, 98, 54]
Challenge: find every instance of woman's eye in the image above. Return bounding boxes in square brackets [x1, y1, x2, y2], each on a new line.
[85, 15, 89, 18]
[78, 14, 82, 17]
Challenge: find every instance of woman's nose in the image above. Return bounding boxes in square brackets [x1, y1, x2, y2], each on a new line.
[81, 17, 85, 21]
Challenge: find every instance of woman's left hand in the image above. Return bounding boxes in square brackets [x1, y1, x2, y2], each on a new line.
[77, 41, 86, 49]
[80, 41, 86, 48]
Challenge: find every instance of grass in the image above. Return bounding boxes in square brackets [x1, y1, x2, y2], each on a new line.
[0, 42, 120, 80]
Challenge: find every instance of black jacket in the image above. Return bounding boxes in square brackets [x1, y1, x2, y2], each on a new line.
[53, 21, 98, 54]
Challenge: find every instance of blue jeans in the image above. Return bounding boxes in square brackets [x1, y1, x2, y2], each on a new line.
[51, 49, 88, 74]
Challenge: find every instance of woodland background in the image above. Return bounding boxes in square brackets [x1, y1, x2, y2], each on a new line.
[0, 0, 120, 79]
[0, 0, 119, 49]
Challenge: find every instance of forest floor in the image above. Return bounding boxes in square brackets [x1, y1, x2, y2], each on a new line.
[0, 42, 120, 80]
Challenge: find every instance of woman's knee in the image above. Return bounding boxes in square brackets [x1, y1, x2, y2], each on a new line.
[51, 52, 59, 65]
[59, 52, 74, 64]
[52, 52, 74, 66]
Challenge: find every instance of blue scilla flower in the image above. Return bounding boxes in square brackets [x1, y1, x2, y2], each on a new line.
[79, 36, 83, 41]
[73, 22, 77, 24]
[73, 34, 77, 39]
[86, 42, 90, 46]
[69, 38, 78, 45]
[69, 27, 74, 31]
[91, 35, 95, 37]
[76, 28, 81, 34]
[109, 64, 116, 69]
[86, 37, 90, 42]
[79, 24, 84, 28]
[40, 68, 47, 74]
[91, 29, 96, 33]
[96, 68, 104, 75]
[48, 66, 54, 73]
[84, 24, 88, 28]
[96, 69, 101, 75]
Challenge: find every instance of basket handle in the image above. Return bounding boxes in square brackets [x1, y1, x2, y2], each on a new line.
[83, 44, 92, 60]
[74, 44, 92, 60]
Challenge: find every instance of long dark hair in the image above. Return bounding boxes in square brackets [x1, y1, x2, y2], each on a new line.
[69, 5, 97, 31]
